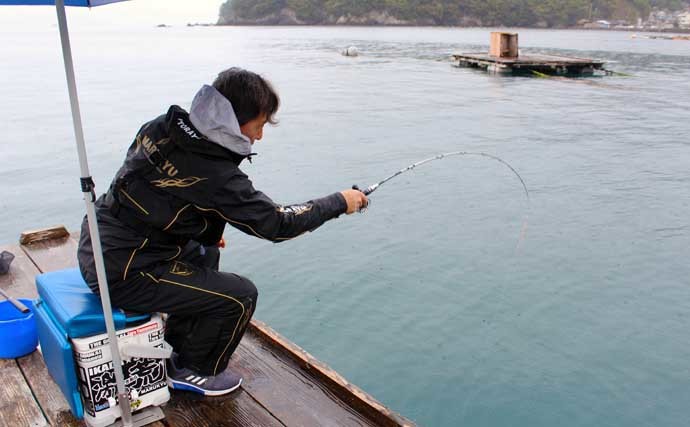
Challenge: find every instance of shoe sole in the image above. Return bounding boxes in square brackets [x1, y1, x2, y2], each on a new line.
[167, 377, 242, 396]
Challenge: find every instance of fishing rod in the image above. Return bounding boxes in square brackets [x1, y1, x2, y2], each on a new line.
[354, 151, 529, 199]
[353, 151, 530, 247]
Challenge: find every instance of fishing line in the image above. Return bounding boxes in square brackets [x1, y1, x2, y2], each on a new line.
[353, 151, 530, 248]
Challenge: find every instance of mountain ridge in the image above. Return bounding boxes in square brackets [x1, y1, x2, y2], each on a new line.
[218, 0, 687, 27]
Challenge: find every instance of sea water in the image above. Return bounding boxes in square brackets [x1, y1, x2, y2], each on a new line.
[1, 22, 689, 427]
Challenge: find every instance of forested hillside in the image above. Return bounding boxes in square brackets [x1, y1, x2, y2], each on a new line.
[218, 0, 687, 26]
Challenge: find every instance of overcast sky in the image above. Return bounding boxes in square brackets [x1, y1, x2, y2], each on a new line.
[0, 0, 224, 28]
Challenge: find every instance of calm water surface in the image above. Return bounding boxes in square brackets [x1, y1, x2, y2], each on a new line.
[1, 24, 689, 426]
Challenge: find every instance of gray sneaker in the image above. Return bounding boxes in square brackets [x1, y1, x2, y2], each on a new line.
[167, 354, 242, 396]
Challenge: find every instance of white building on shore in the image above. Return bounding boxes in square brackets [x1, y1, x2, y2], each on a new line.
[678, 11, 690, 29]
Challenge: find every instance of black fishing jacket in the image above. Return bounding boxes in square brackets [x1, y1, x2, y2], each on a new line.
[78, 105, 347, 289]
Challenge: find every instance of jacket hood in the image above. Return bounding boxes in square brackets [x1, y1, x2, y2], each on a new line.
[189, 84, 252, 157]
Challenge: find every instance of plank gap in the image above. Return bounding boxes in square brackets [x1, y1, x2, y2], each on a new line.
[240, 385, 288, 427]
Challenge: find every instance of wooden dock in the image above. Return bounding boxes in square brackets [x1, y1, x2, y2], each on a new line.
[0, 228, 415, 427]
[452, 52, 606, 75]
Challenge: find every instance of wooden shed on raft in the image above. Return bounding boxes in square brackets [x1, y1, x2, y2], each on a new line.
[453, 32, 606, 76]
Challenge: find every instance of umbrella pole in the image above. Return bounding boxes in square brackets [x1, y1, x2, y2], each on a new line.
[54, 1, 133, 426]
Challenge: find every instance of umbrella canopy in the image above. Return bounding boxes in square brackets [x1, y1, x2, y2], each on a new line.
[0, 1, 155, 426]
[0, 0, 124, 5]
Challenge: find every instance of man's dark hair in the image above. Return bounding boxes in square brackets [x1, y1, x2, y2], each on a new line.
[212, 67, 280, 126]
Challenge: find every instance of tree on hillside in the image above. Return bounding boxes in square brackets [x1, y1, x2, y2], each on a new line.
[218, 0, 687, 26]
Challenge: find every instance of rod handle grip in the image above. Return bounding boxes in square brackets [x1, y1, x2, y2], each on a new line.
[351, 185, 370, 213]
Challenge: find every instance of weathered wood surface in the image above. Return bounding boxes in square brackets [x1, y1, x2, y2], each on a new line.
[16, 351, 84, 427]
[0, 244, 40, 299]
[0, 239, 149, 427]
[0, 244, 73, 426]
[19, 225, 70, 245]
[234, 333, 377, 427]
[0, 358, 48, 427]
[453, 52, 605, 66]
[20, 232, 78, 273]
[1, 227, 414, 426]
[250, 320, 416, 427]
[163, 389, 284, 427]
[489, 32, 518, 58]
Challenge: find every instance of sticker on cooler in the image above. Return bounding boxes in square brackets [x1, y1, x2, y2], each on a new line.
[71, 314, 170, 427]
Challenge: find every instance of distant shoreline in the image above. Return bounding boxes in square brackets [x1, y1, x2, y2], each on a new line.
[211, 23, 690, 34]
[575, 27, 690, 34]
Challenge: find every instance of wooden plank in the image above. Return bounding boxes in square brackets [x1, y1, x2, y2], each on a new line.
[16, 351, 84, 427]
[0, 241, 80, 426]
[453, 53, 604, 67]
[0, 244, 40, 300]
[0, 358, 48, 427]
[8, 237, 162, 427]
[20, 232, 78, 274]
[489, 32, 518, 58]
[17, 350, 166, 427]
[0, 242, 74, 426]
[248, 321, 415, 427]
[163, 388, 284, 427]
[20, 226, 70, 245]
[232, 331, 379, 427]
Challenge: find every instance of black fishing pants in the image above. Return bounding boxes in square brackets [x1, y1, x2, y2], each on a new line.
[106, 242, 258, 376]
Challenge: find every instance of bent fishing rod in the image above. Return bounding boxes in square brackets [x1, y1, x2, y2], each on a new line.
[352, 151, 530, 247]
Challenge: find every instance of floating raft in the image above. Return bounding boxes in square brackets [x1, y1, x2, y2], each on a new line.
[452, 52, 606, 76]
[1, 227, 415, 427]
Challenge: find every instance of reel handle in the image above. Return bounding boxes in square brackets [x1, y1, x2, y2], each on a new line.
[351, 185, 371, 213]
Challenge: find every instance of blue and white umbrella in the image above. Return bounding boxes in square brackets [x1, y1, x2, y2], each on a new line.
[0, 1, 148, 426]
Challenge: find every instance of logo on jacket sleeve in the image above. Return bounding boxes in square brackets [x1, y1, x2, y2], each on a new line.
[277, 204, 313, 216]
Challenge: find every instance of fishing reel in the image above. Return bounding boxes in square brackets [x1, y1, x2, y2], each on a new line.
[351, 185, 374, 213]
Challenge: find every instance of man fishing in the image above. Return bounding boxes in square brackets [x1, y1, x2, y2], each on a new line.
[77, 67, 368, 396]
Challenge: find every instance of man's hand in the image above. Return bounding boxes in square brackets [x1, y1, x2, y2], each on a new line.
[340, 189, 369, 214]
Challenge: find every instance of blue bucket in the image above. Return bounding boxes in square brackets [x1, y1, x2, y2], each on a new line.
[0, 299, 38, 358]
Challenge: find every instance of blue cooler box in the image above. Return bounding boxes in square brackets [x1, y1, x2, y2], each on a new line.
[34, 268, 168, 425]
